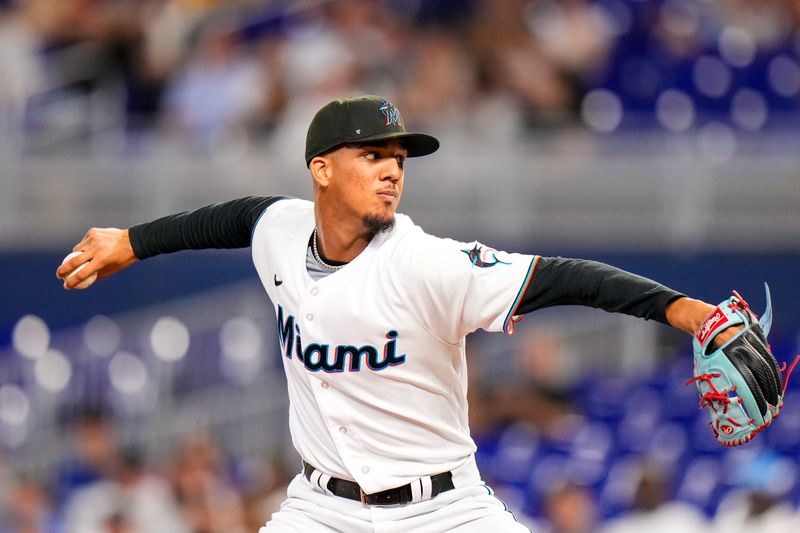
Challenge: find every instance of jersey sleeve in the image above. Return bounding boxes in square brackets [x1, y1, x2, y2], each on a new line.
[400, 232, 537, 343]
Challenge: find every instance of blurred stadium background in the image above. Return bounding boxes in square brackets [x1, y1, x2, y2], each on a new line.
[1, 0, 800, 531]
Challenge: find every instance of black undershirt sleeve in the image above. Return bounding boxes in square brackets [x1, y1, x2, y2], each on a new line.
[128, 196, 286, 259]
[517, 256, 685, 326]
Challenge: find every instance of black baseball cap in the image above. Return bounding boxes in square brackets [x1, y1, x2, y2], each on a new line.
[305, 95, 440, 166]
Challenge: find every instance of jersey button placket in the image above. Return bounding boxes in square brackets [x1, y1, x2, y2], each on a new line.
[298, 284, 317, 326]
[299, 283, 363, 475]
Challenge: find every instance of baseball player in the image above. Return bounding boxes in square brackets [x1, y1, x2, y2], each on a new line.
[58, 95, 745, 532]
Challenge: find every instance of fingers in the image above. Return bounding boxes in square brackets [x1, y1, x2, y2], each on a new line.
[712, 324, 744, 348]
[56, 250, 92, 280]
[57, 227, 135, 289]
[65, 261, 98, 289]
[57, 228, 103, 287]
[59, 253, 101, 290]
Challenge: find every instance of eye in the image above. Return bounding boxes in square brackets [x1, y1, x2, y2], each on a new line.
[363, 151, 378, 160]
[395, 155, 405, 169]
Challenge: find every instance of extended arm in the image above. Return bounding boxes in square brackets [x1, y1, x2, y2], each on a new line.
[518, 257, 732, 343]
[57, 196, 284, 288]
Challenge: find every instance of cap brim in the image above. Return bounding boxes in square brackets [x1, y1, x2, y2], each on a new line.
[358, 131, 440, 158]
[305, 132, 440, 166]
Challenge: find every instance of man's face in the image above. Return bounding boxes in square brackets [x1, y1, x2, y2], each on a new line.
[321, 139, 408, 233]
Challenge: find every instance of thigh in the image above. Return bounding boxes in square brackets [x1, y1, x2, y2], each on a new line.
[376, 484, 533, 533]
[447, 513, 532, 533]
[261, 474, 370, 533]
[260, 504, 340, 533]
[428, 488, 532, 533]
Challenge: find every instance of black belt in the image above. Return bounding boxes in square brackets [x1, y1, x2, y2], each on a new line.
[302, 461, 454, 506]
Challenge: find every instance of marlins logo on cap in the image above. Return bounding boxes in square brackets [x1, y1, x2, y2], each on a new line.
[304, 95, 439, 166]
[379, 100, 402, 127]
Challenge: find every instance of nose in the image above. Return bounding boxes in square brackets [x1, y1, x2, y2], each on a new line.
[381, 158, 402, 182]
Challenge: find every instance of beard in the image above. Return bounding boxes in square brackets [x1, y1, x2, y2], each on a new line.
[363, 213, 395, 234]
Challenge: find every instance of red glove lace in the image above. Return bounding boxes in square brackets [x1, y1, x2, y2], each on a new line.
[780, 355, 800, 395]
[686, 373, 740, 416]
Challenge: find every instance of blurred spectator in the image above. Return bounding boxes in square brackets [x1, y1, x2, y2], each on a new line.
[0, 451, 8, 528]
[280, 0, 398, 101]
[103, 512, 134, 533]
[706, 0, 795, 49]
[21, 0, 140, 151]
[164, 17, 264, 153]
[518, 324, 577, 393]
[129, 0, 200, 134]
[236, 455, 293, 531]
[170, 432, 246, 533]
[55, 409, 121, 505]
[525, 0, 612, 97]
[713, 450, 800, 533]
[652, 0, 707, 59]
[4, 477, 57, 533]
[397, 32, 480, 128]
[599, 461, 707, 533]
[63, 447, 188, 533]
[0, 0, 797, 150]
[466, 0, 586, 129]
[539, 482, 598, 533]
[0, 5, 44, 120]
[715, 491, 800, 533]
[245, 36, 289, 140]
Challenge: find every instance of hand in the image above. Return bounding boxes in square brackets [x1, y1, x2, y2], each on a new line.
[710, 323, 743, 347]
[56, 228, 138, 289]
[665, 296, 742, 348]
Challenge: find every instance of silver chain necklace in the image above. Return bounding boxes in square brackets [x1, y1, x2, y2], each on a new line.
[312, 228, 345, 272]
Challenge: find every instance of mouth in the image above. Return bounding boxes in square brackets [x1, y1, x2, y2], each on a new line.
[377, 189, 398, 202]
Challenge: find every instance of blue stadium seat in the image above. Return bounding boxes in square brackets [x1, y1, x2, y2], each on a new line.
[597, 454, 643, 519]
[690, 414, 727, 454]
[665, 378, 701, 422]
[490, 422, 542, 486]
[616, 407, 660, 454]
[766, 394, 800, 453]
[579, 375, 632, 423]
[646, 422, 689, 470]
[525, 451, 572, 516]
[676, 455, 725, 516]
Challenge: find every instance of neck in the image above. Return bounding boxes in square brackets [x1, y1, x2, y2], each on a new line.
[314, 211, 374, 264]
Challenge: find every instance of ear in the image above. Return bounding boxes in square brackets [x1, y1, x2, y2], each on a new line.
[309, 156, 332, 188]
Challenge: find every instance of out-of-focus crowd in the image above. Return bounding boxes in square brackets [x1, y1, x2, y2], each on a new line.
[0, 0, 615, 151]
[1, 0, 799, 156]
[1, 409, 292, 533]
[5, 370, 800, 533]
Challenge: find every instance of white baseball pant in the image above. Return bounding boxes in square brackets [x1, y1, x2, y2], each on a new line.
[260, 462, 532, 532]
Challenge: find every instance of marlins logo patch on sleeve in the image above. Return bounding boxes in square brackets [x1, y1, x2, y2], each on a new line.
[461, 243, 511, 268]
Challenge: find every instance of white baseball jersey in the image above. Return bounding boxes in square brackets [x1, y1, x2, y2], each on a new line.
[251, 198, 538, 494]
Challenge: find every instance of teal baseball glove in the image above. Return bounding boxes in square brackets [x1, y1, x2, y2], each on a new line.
[689, 285, 797, 447]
